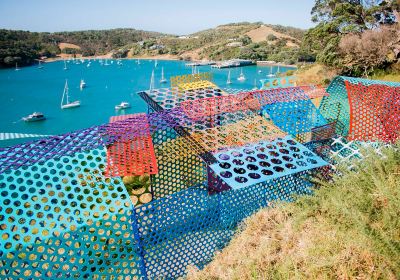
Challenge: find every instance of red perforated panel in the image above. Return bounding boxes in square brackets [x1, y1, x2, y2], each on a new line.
[346, 81, 400, 143]
[179, 93, 260, 120]
[298, 85, 329, 99]
[105, 114, 158, 177]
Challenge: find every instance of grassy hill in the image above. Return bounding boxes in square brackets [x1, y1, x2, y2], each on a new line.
[0, 28, 166, 67]
[186, 146, 400, 279]
[0, 22, 306, 67]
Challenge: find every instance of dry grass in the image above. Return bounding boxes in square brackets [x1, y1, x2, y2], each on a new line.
[58, 42, 81, 50]
[246, 25, 299, 47]
[186, 146, 400, 280]
[371, 73, 400, 83]
[295, 64, 338, 86]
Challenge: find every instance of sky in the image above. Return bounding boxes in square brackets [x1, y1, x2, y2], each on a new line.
[0, 0, 316, 34]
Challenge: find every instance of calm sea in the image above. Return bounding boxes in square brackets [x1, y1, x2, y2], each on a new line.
[0, 59, 291, 147]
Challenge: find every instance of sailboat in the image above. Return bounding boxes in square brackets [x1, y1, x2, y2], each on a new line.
[15, 63, 20, 71]
[160, 67, 167, 83]
[237, 68, 246, 81]
[80, 79, 86, 90]
[267, 66, 275, 77]
[252, 78, 258, 90]
[276, 65, 281, 74]
[137, 59, 141, 65]
[154, 60, 158, 67]
[63, 59, 68, 70]
[38, 60, 44, 69]
[149, 70, 155, 92]
[227, 70, 232, 85]
[104, 59, 110, 66]
[61, 80, 80, 109]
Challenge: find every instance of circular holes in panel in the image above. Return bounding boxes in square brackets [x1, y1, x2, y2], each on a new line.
[261, 169, 274, 176]
[285, 163, 297, 169]
[247, 164, 259, 171]
[297, 161, 307, 167]
[279, 149, 289, 154]
[257, 153, 267, 160]
[232, 159, 244, 166]
[244, 148, 255, 155]
[219, 154, 230, 161]
[234, 176, 248, 183]
[282, 156, 293, 162]
[293, 153, 303, 159]
[259, 161, 271, 167]
[269, 151, 279, 157]
[273, 166, 284, 172]
[245, 156, 256, 162]
[231, 151, 243, 157]
[219, 162, 231, 169]
[307, 158, 318, 164]
[289, 146, 300, 152]
[271, 158, 282, 165]
[233, 167, 246, 175]
[220, 171, 233, 178]
[249, 173, 261, 179]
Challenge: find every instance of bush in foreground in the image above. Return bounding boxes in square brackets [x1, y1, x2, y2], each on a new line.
[187, 145, 400, 279]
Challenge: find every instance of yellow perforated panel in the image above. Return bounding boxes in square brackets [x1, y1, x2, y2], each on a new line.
[178, 81, 217, 91]
[170, 72, 212, 88]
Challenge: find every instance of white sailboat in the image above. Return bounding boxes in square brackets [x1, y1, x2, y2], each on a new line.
[252, 78, 258, 90]
[149, 70, 155, 92]
[227, 70, 232, 85]
[137, 59, 141, 65]
[104, 59, 110, 66]
[154, 60, 158, 67]
[115, 101, 131, 110]
[237, 68, 246, 81]
[63, 59, 68, 70]
[61, 80, 80, 109]
[15, 63, 20, 71]
[160, 67, 167, 83]
[38, 60, 44, 69]
[80, 79, 86, 90]
[267, 66, 275, 77]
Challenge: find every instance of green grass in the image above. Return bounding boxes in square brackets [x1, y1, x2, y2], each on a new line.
[187, 145, 400, 279]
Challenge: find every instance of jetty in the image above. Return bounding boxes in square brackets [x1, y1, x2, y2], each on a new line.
[211, 59, 255, 68]
[257, 60, 297, 68]
[186, 61, 216, 67]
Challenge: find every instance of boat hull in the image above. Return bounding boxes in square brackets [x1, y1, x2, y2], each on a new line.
[23, 117, 45, 122]
[61, 101, 81, 109]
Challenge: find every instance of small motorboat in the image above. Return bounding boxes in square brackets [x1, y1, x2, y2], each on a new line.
[115, 102, 131, 110]
[23, 112, 46, 122]
[80, 79, 86, 90]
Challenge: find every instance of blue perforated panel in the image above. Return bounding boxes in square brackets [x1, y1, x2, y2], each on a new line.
[209, 136, 328, 189]
[262, 99, 327, 135]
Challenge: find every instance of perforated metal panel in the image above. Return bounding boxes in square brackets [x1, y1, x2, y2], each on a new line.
[0, 148, 144, 279]
[170, 72, 213, 88]
[209, 136, 328, 189]
[345, 81, 400, 143]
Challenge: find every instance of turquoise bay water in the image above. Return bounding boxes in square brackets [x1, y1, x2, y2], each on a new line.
[0, 59, 291, 147]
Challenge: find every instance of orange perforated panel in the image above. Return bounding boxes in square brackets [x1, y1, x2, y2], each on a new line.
[105, 114, 158, 177]
[179, 92, 261, 120]
[346, 81, 400, 143]
[190, 115, 286, 152]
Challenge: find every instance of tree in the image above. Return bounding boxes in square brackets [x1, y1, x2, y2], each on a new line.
[304, 0, 399, 68]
